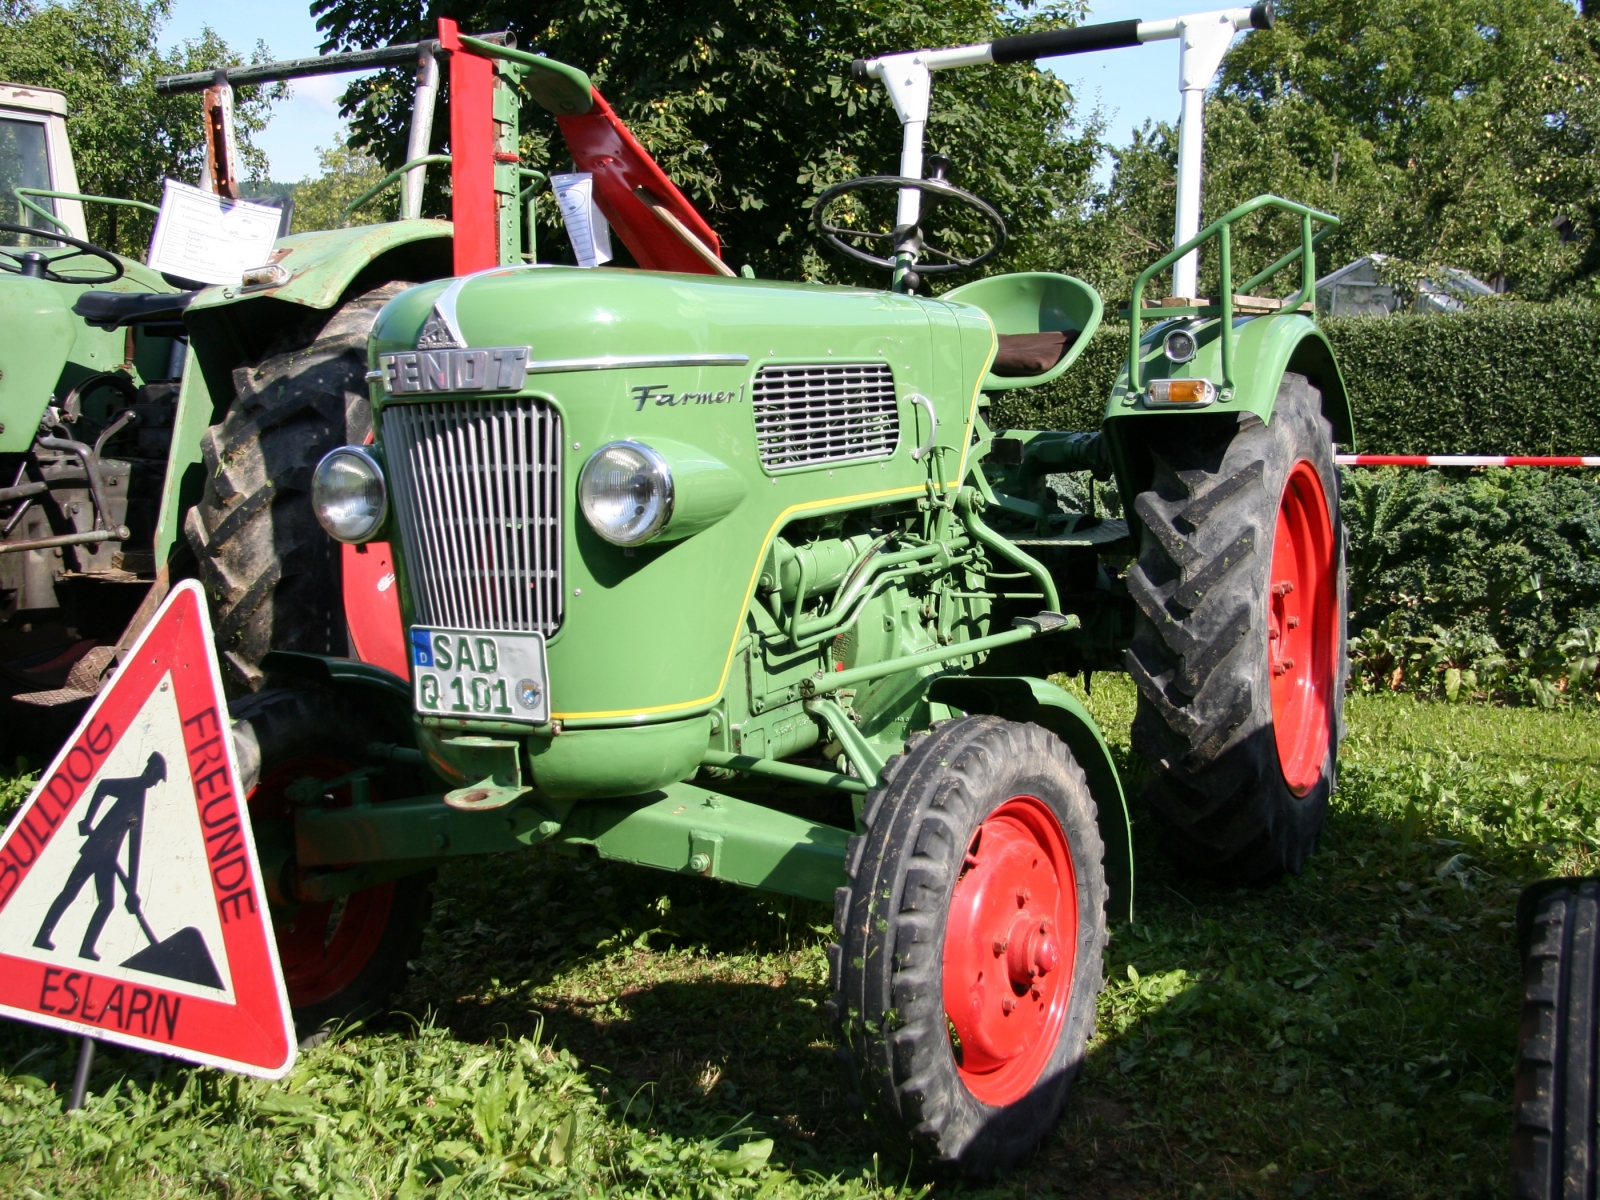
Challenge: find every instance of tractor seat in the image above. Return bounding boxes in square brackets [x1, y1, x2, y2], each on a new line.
[73, 289, 198, 330]
[944, 272, 1104, 391]
[993, 330, 1079, 377]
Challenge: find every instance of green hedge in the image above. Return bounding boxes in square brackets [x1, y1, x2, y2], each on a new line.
[989, 303, 1600, 457]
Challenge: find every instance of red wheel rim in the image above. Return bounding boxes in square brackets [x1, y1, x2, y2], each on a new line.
[1268, 460, 1338, 795]
[250, 756, 394, 1009]
[942, 795, 1077, 1106]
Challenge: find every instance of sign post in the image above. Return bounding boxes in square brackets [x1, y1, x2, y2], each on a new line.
[0, 580, 294, 1083]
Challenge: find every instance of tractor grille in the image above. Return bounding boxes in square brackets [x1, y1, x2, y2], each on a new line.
[381, 397, 563, 635]
[752, 362, 899, 471]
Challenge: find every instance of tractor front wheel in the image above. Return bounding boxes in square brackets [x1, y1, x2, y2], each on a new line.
[1126, 372, 1348, 882]
[830, 716, 1107, 1175]
[231, 685, 433, 1044]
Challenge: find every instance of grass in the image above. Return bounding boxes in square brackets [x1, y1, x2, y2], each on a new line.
[3, 681, 1599, 1198]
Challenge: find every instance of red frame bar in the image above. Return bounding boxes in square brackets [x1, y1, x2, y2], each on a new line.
[440, 18, 497, 275]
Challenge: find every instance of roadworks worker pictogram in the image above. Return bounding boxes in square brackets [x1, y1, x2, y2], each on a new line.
[0, 581, 294, 1077]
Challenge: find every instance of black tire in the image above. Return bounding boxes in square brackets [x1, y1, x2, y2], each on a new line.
[187, 281, 411, 693]
[829, 716, 1107, 1175]
[231, 684, 432, 1042]
[1514, 877, 1600, 1200]
[1125, 372, 1349, 882]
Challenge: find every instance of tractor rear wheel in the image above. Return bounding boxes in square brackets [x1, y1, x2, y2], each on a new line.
[186, 281, 410, 693]
[1514, 877, 1600, 1200]
[1125, 373, 1347, 882]
[231, 685, 433, 1044]
[829, 716, 1107, 1175]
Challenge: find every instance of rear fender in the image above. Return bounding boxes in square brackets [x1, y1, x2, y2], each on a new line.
[926, 674, 1134, 923]
[1104, 314, 1353, 447]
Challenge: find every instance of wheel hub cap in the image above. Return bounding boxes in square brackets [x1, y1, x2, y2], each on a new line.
[942, 795, 1077, 1106]
[1268, 460, 1338, 795]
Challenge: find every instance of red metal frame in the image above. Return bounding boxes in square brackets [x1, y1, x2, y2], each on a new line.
[558, 91, 726, 274]
[440, 17, 498, 275]
[342, 541, 409, 680]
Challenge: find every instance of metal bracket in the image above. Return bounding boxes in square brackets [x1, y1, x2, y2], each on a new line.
[804, 696, 886, 789]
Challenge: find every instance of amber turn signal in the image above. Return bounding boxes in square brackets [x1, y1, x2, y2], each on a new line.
[1146, 377, 1217, 407]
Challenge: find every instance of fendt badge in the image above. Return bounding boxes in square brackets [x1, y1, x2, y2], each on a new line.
[378, 346, 530, 394]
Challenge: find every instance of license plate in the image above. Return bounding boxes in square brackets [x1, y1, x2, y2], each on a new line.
[409, 627, 549, 724]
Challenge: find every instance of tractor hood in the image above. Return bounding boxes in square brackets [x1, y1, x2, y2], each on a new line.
[366, 267, 997, 741]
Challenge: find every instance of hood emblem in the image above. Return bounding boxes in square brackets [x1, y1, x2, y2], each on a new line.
[416, 303, 466, 350]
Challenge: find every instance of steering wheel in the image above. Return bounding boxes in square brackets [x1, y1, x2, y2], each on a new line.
[0, 222, 124, 285]
[811, 171, 1007, 279]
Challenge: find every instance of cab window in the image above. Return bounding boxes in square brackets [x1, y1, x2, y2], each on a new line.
[0, 116, 54, 245]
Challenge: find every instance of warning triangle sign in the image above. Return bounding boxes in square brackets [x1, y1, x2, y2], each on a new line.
[0, 580, 294, 1078]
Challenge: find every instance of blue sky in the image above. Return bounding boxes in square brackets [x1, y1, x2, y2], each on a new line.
[159, 0, 1236, 183]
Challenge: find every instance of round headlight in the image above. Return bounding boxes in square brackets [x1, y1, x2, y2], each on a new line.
[1163, 326, 1198, 364]
[578, 441, 674, 546]
[312, 446, 387, 543]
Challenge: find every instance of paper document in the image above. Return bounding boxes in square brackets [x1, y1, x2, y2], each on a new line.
[551, 172, 613, 268]
[146, 180, 283, 286]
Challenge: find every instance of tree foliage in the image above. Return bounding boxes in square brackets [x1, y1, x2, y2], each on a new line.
[286, 141, 396, 234]
[1076, 0, 1600, 302]
[0, 0, 278, 258]
[309, 0, 1102, 281]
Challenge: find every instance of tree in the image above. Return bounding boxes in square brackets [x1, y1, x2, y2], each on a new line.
[286, 141, 397, 233]
[1079, 0, 1600, 302]
[0, 0, 279, 258]
[309, 0, 1103, 283]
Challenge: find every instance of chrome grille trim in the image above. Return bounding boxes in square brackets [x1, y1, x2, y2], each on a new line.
[751, 362, 899, 471]
[381, 397, 562, 635]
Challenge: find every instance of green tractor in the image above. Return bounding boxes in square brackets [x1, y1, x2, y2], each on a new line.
[0, 80, 188, 735]
[11, 3, 1349, 1173]
[219, 1, 1349, 1175]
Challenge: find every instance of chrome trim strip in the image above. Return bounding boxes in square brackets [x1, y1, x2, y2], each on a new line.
[524, 353, 750, 374]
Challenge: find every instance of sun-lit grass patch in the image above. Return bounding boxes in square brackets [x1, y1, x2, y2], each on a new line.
[4, 680, 1596, 1197]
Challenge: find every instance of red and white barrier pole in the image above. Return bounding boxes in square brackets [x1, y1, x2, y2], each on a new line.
[1336, 454, 1600, 468]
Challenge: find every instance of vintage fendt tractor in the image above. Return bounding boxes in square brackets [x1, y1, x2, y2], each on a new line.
[7, 3, 1350, 1174]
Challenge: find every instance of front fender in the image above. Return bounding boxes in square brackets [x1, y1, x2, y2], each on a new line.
[185, 218, 454, 316]
[257, 651, 414, 744]
[0, 275, 75, 449]
[927, 674, 1134, 923]
[1104, 313, 1354, 448]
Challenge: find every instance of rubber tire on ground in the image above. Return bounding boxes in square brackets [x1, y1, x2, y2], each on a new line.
[1125, 372, 1349, 882]
[230, 684, 432, 1043]
[829, 716, 1107, 1176]
[1514, 877, 1600, 1199]
[186, 281, 411, 693]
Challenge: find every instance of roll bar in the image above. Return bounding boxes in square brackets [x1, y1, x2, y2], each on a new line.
[853, 2, 1275, 299]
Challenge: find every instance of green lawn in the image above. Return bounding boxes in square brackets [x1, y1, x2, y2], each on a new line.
[4, 682, 1599, 1198]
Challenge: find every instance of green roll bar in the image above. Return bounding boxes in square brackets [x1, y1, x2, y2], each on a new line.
[344, 154, 454, 218]
[1126, 193, 1340, 392]
[10, 188, 161, 237]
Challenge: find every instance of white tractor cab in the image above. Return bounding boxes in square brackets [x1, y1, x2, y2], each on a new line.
[0, 83, 88, 241]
